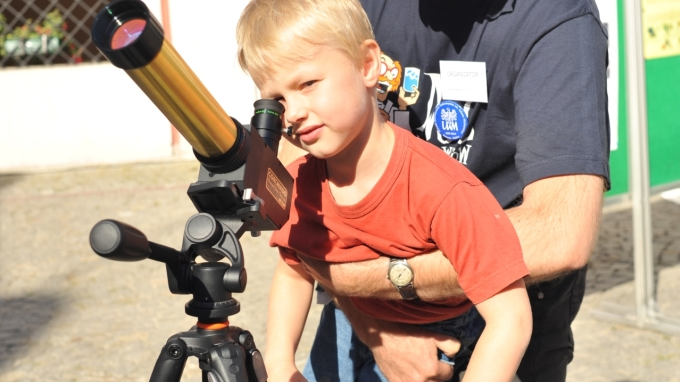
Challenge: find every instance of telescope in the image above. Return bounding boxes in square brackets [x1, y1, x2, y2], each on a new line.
[87, 1, 292, 381]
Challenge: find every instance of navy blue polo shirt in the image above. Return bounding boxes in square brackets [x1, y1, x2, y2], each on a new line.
[361, 0, 611, 207]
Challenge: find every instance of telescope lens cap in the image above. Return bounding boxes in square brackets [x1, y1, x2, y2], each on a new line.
[90, 221, 121, 254]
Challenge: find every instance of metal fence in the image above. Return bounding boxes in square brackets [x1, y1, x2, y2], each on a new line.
[0, 0, 109, 67]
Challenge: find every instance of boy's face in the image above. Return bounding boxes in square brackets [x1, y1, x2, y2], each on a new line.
[258, 43, 379, 160]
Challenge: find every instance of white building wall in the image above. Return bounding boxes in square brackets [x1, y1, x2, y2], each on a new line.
[0, 0, 256, 172]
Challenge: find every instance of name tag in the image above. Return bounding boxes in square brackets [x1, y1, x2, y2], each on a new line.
[439, 61, 488, 103]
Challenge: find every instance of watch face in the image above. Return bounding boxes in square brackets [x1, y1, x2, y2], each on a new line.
[389, 263, 413, 287]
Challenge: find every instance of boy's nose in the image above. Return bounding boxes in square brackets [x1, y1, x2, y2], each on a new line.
[284, 99, 308, 126]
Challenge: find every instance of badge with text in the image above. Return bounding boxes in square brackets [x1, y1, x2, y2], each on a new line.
[439, 60, 488, 103]
[434, 100, 469, 140]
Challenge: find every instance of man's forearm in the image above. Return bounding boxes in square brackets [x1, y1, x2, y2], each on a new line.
[299, 251, 463, 300]
[409, 252, 464, 300]
[505, 174, 604, 284]
[300, 255, 399, 298]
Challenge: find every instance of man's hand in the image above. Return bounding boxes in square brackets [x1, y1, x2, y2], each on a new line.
[371, 326, 461, 382]
[334, 296, 461, 382]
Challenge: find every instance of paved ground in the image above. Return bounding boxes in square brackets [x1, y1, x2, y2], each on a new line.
[1, 160, 679, 381]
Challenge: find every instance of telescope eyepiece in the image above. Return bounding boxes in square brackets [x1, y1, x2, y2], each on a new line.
[252, 99, 285, 154]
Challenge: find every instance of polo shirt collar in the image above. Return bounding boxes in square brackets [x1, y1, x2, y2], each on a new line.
[486, 0, 516, 20]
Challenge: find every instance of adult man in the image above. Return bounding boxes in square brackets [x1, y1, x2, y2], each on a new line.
[278, 0, 610, 381]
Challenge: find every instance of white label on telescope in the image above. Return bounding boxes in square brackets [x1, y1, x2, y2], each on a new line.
[267, 168, 288, 210]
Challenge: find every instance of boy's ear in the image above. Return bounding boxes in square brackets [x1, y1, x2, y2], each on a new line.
[361, 39, 381, 88]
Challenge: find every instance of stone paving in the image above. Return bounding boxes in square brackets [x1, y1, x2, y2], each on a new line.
[0, 160, 679, 381]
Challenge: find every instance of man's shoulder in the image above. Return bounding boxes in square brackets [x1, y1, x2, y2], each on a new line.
[505, 0, 605, 34]
[506, 0, 599, 19]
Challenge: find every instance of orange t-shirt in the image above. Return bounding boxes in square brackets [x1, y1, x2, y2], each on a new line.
[270, 123, 528, 324]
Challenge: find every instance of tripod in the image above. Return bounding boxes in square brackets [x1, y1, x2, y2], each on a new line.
[91, 213, 265, 382]
[89, 101, 292, 382]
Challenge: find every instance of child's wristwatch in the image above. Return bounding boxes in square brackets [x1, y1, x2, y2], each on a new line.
[386, 258, 418, 300]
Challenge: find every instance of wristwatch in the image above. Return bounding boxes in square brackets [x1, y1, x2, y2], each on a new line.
[386, 258, 418, 300]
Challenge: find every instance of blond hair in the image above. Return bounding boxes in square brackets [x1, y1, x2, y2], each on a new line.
[236, 0, 374, 85]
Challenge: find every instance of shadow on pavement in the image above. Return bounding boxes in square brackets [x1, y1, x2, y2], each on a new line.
[586, 199, 680, 295]
[0, 294, 63, 372]
[0, 174, 23, 193]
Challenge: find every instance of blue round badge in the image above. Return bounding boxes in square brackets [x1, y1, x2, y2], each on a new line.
[434, 100, 468, 141]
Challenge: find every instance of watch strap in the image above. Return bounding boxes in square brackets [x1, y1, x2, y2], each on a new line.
[397, 283, 419, 300]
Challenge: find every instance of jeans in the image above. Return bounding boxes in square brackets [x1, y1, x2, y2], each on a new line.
[302, 303, 485, 382]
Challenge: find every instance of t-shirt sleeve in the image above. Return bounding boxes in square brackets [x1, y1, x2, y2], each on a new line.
[431, 181, 528, 304]
[277, 246, 301, 265]
[514, 14, 610, 189]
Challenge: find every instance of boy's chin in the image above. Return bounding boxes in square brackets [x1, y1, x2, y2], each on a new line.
[304, 146, 337, 160]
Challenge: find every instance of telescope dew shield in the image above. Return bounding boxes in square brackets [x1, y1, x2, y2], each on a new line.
[91, 0, 244, 161]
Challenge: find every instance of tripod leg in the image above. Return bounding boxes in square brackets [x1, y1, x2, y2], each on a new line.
[150, 337, 188, 382]
[203, 338, 267, 382]
[204, 330, 267, 382]
[203, 342, 250, 382]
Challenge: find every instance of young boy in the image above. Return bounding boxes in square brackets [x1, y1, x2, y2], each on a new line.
[236, 0, 532, 381]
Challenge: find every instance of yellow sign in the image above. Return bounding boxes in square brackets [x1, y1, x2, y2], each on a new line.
[643, 0, 680, 59]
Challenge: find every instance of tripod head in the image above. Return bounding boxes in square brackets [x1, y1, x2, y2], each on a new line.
[89, 98, 290, 324]
[88, 1, 293, 380]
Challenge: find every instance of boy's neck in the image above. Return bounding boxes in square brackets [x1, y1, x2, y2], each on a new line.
[325, 116, 395, 206]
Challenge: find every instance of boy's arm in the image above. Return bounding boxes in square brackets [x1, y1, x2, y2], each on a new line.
[265, 257, 315, 381]
[462, 279, 532, 381]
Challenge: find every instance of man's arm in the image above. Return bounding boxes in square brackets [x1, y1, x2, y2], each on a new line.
[506, 174, 604, 284]
[299, 249, 460, 300]
[300, 173, 605, 300]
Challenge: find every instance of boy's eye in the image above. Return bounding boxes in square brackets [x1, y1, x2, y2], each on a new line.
[302, 80, 316, 88]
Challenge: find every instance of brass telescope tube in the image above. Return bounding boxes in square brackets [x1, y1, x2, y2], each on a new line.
[91, 0, 239, 159]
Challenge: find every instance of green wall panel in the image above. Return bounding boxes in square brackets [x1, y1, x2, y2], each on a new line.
[607, 0, 629, 196]
[606, 0, 680, 197]
[647, 56, 680, 187]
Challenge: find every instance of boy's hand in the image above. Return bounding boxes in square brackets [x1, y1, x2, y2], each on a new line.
[265, 363, 308, 382]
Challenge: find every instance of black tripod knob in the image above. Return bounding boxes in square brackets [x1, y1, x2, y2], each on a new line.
[185, 262, 241, 322]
